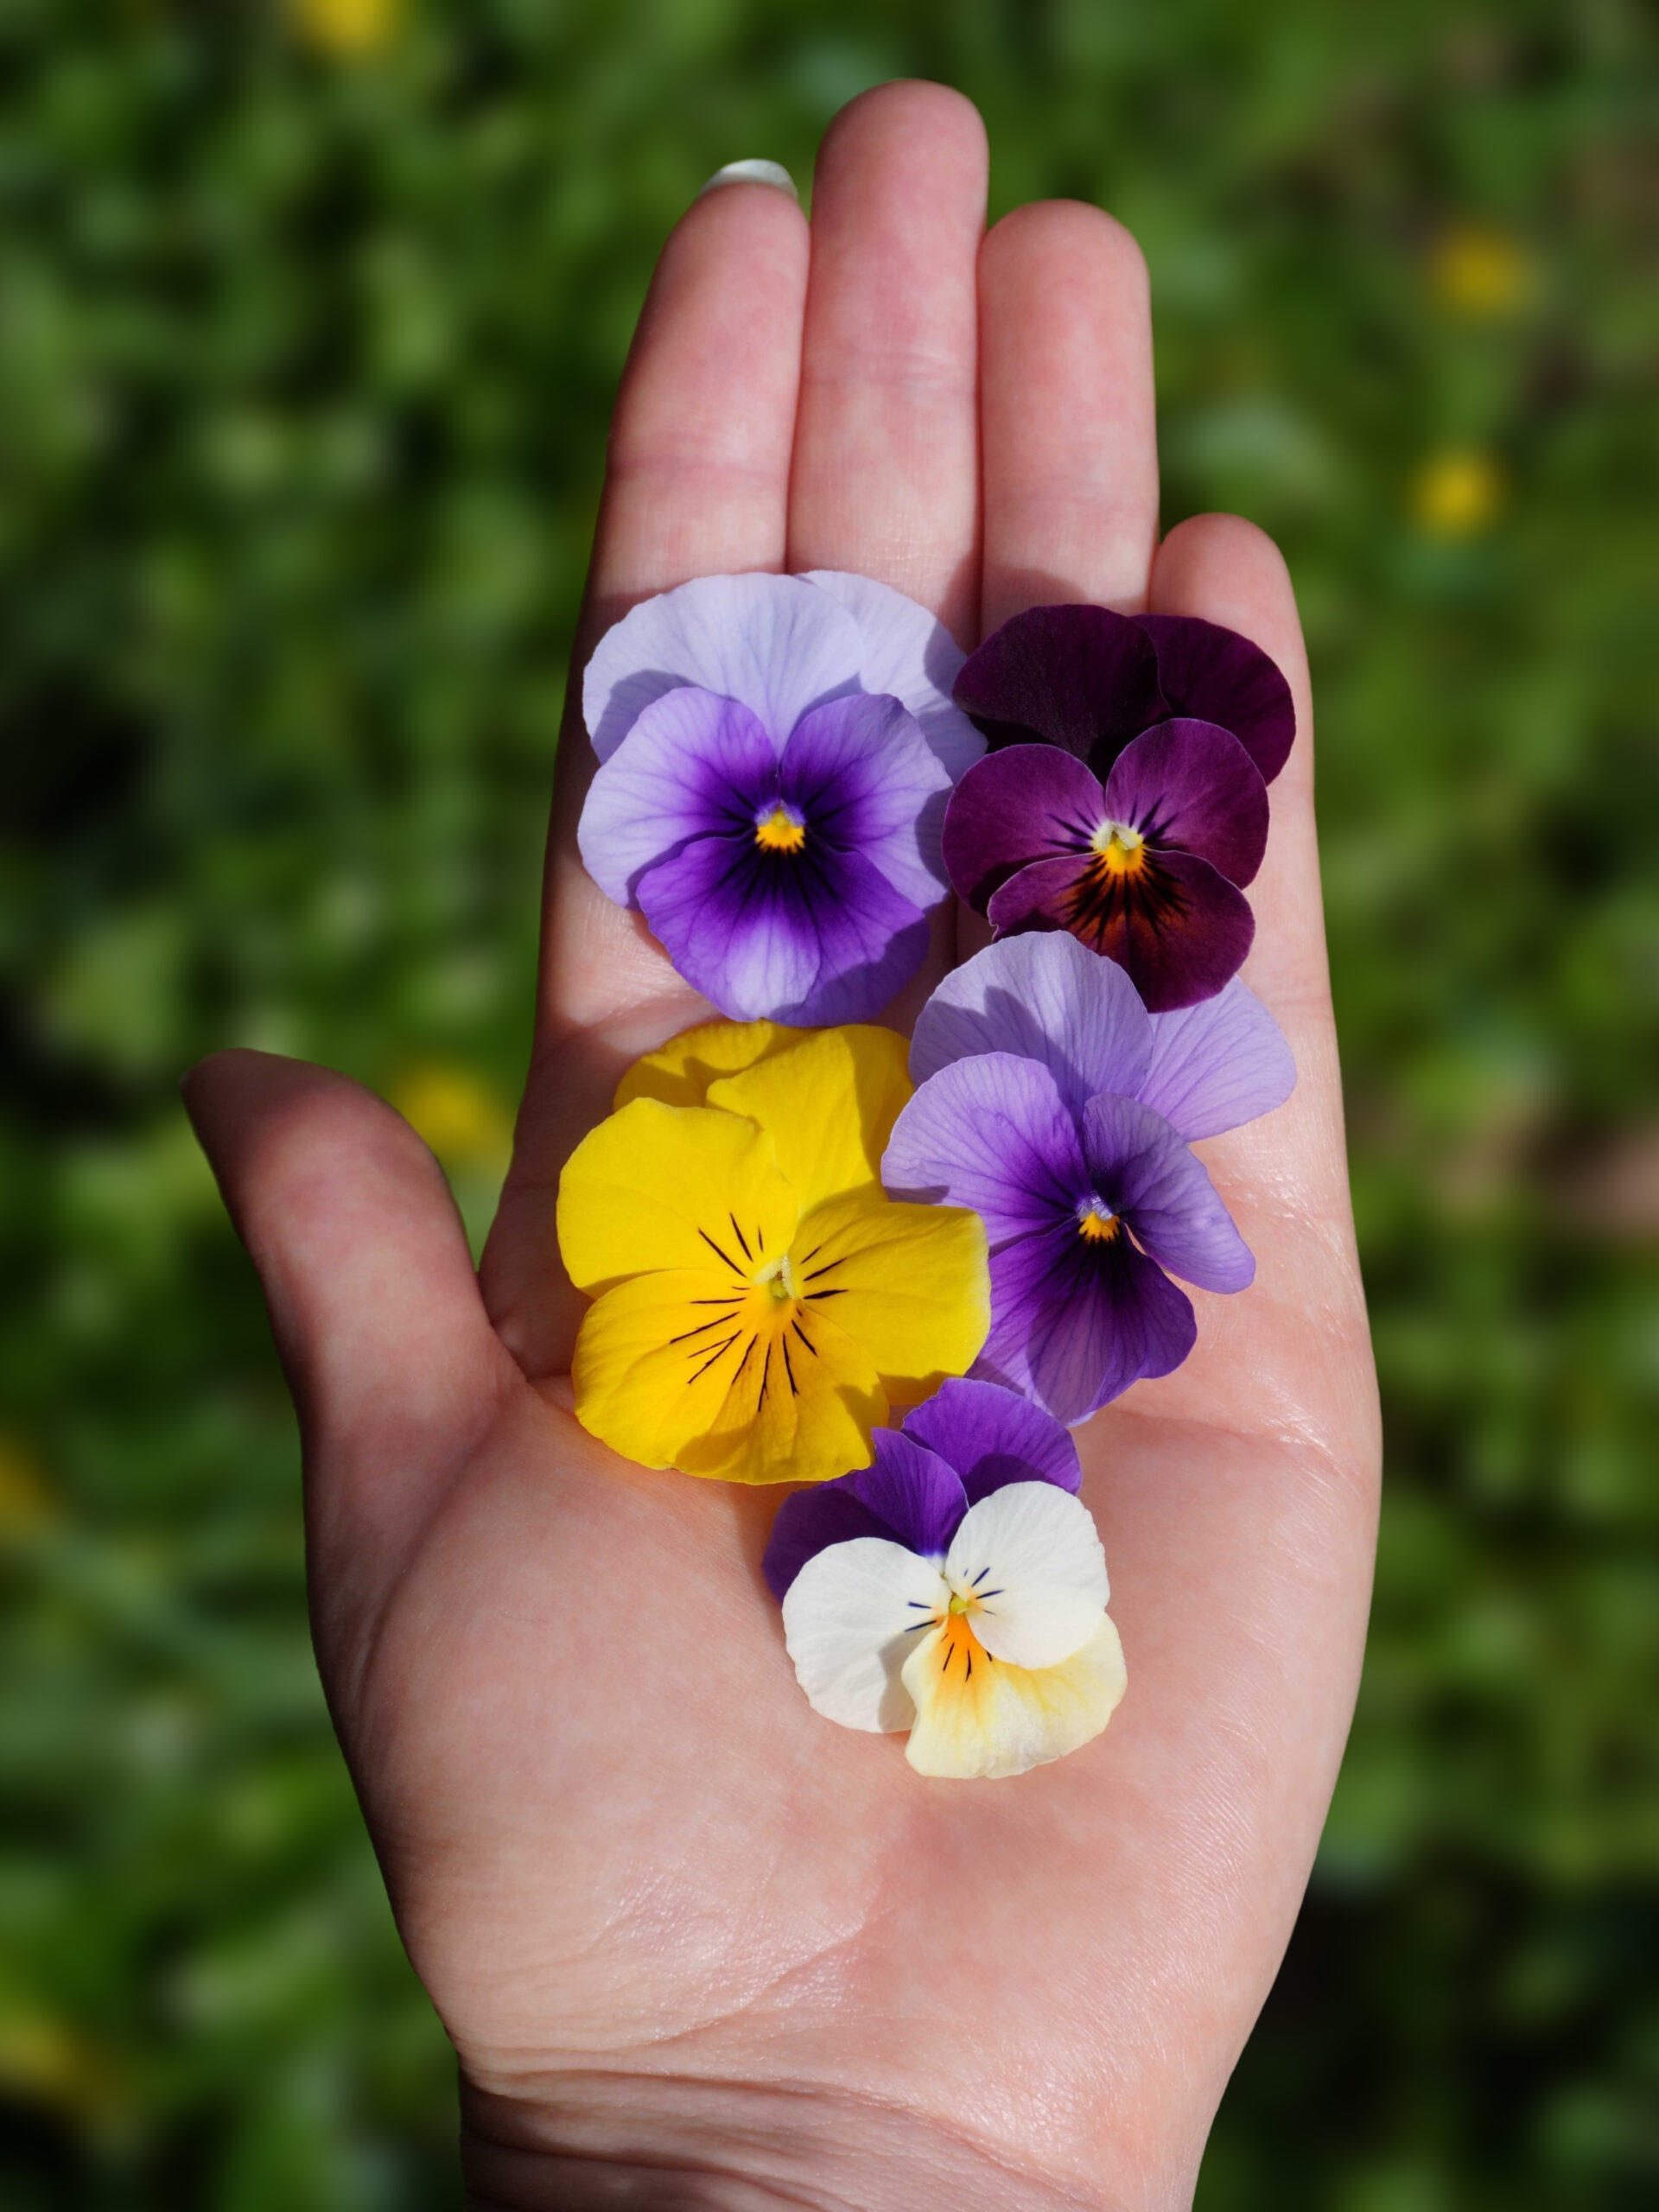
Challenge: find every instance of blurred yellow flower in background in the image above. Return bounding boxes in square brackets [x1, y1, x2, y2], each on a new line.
[289, 0, 400, 59]
[1410, 447, 1506, 537]
[1429, 226, 1536, 317]
[390, 1063, 513, 1173]
[0, 1437, 55, 1537]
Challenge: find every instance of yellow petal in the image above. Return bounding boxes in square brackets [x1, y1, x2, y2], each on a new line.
[556, 1099, 798, 1294]
[901, 1613, 1127, 1779]
[707, 1026, 913, 1213]
[614, 1020, 800, 1109]
[791, 1192, 988, 1406]
[572, 1270, 887, 1485]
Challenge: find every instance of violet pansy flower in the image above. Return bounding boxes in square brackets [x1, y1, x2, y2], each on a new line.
[577, 572, 983, 1027]
[882, 933, 1296, 1424]
[767, 1379, 1126, 1779]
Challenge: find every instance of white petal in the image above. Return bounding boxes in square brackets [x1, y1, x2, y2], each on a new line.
[801, 570, 984, 779]
[583, 574, 866, 762]
[902, 1613, 1127, 1780]
[781, 1539, 947, 1732]
[943, 1483, 1108, 1670]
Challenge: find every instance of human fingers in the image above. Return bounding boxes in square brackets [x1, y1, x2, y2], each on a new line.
[181, 1051, 521, 1655]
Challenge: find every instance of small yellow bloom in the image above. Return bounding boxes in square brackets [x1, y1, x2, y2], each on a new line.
[1429, 227, 1535, 318]
[1410, 447, 1505, 537]
[390, 1063, 512, 1172]
[289, 0, 399, 59]
[560, 1022, 990, 1484]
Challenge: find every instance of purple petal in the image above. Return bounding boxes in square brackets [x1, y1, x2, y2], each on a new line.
[976, 1221, 1197, 1422]
[882, 1052, 1088, 1245]
[1135, 613, 1296, 784]
[987, 846, 1255, 1014]
[902, 1376, 1082, 1503]
[801, 571, 984, 779]
[1083, 1092, 1255, 1294]
[1101, 720, 1269, 889]
[941, 744, 1104, 913]
[779, 692, 952, 909]
[762, 1484, 888, 1602]
[953, 604, 1166, 765]
[638, 834, 928, 1027]
[1141, 978, 1296, 1141]
[577, 688, 774, 907]
[910, 932, 1152, 1116]
[583, 573, 864, 763]
[856, 1432, 970, 1559]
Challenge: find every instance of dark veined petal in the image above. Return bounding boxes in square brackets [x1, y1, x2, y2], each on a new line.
[952, 605, 1166, 763]
[761, 1428, 970, 1600]
[1082, 1091, 1255, 1294]
[1135, 612, 1296, 784]
[1141, 977, 1296, 1141]
[909, 931, 1153, 1116]
[881, 1051, 1089, 1246]
[986, 845, 1255, 1013]
[976, 1217, 1197, 1422]
[800, 570, 983, 779]
[901, 1376, 1083, 1503]
[779, 691, 952, 909]
[1100, 718, 1270, 889]
[637, 831, 929, 1027]
[940, 744, 1105, 913]
[576, 687, 776, 908]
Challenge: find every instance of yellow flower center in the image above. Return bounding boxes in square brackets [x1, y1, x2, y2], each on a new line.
[1088, 821, 1147, 878]
[1077, 1200, 1121, 1244]
[753, 804, 807, 854]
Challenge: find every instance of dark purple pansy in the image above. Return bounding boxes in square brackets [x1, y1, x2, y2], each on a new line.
[883, 933, 1294, 1425]
[953, 602, 1295, 785]
[577, 572, 983, 1027]
[762, 1376, 1082, 1599]
[942, 720, 1268, 1011]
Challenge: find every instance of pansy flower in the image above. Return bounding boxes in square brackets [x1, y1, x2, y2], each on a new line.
[557, 1020, 990, 1484]
[882, 932, 1294, 1423]
[766, 1379, 1126, 1778]
[943, 603, 1294, 1011]
[577, 573, 984, 1027]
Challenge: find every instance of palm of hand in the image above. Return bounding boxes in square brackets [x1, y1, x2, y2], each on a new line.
[188, 87, 1379, 2211]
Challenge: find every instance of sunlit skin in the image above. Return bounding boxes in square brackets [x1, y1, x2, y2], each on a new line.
[184, 84, 1380, 2212]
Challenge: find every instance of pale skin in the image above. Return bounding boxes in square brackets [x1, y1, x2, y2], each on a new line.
[183, 85, 1381, 2212]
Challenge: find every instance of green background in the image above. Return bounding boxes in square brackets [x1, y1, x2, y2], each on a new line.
[3, 2, 1655, 2204]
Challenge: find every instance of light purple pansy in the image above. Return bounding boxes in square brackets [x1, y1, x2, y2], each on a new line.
[882, 933, 1295, 1424]
[577, 573, 984, 1026]
[764, 1376, 1083, 1600]
[952, 602, 1296, 785]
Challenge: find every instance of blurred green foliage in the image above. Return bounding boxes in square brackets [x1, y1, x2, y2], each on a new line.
[2, 1, 1656, 2205]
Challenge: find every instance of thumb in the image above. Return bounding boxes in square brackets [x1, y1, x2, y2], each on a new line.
[183, 1049, 519, 1627]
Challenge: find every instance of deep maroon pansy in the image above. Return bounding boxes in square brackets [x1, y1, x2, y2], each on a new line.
[952, 602, 1296, 785]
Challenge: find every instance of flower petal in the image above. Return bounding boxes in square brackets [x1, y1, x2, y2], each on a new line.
[986, 845, 1255, 1013]
[614, 1019, 799, 1110]
[801, 570, 983, 779]
[583, 573, 864, 763]
[763, 1431, 969, 1601]
[577, 688, 774, 908]
[976, 1221, 1197, 1421]
[1135, 612, 1296, 783]
[940, 744, 1103, 913]
[882, 1052, 1088, 1246]
[783, 1537, 947, 1731]
[901, 1612, 1127, 1778]
[762, 1483, 890, 1601]
[1140, 978, 1296, 1141]
[637, 832, 930, 1027]
[901, 1376, 1083, 1503]
[556, 1099, 798, 1293]
[1100, 719, 1269, 888]
[1083, 1092, 1255, 1293]
[779, 691, 953, 908]
[952, 604, 1166, 764]
[943, 1482, 1108, 1668]
[909, 931, 1152, 1113]
[791, 1192, 989, 1407]
[708, 1025, 912, 1213]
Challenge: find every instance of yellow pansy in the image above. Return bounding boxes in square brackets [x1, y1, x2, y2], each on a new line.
[559, 1022, 989, 1484]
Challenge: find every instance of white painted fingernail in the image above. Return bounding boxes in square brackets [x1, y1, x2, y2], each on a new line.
[696, 159, 798, 202]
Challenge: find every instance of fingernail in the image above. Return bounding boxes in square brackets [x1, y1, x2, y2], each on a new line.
[696, 158, 798, 203]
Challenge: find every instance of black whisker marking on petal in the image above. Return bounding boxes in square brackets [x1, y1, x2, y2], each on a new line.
[687, 1333, 740, 1382]
[728, 1213, 753, 1261]
[689, 1295, 745, 1306]
[965, 1653, 972, 1680]
[756, 1227, 765, 1255]
[732, 1334, 757, 1381]
[781, 1334, 799, 1398]
[759, 1340, 772, 1403]
[807, 1287, 848, 1301]
[671, 1313, 741, 1345]
[791, 1319, 818, 1357]
[977, 1588, 1004, 1600]
[803, 1257, 845, 1281]
[971, 1567, 990, 1586]
[698, 1228, 743, 1273]
[905, 1599, 933, 1610]
[796, 1242, 822, 1266]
